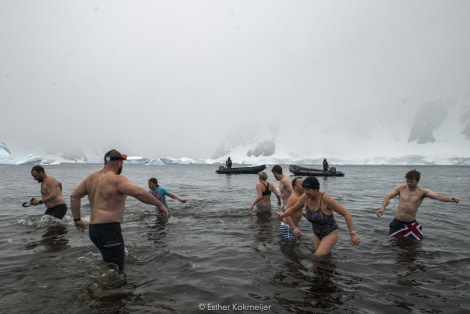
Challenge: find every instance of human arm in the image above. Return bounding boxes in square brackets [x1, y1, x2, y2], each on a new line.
[249, 184, 262, 210]
[278, 194, 306, 220]
[377, 186, 400, 217]
[326, 194, 360, 245]
[271, 184, 282, 206]
[70, 180, 88, 232]
[284, 216, 302, 238]
[31, 180, 59, 205]
[119, 180, 169, 219]
[168, 193, 187, 203]
[423, 189, 459, 203]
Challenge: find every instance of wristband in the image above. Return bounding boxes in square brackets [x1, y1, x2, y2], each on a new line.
[39, 200, 43, 204]
[74, 217, 81, 222]
[350, 231, 356, 235]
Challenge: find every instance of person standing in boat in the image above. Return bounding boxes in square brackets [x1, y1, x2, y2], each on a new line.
[148, 177, 187, 221]
[249, 171, 281, 214]
[279, 176, 360, 257]
[226, 157, 232, 168]
[323, 159, 329, 171]
[271, 165, 293, 209]
[377, 169, 459, 240]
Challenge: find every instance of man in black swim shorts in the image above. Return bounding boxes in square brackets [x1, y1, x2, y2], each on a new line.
[70, 149, 168, 271]
[30, 166, 68, 219]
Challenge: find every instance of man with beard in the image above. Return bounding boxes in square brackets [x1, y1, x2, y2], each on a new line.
[70, 149, 168, 271]
[30, 165, 67, 219]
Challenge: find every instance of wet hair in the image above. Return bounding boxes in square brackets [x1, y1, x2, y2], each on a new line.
[291, 177, 303, 188]
[302, 176, 320, 190]
[271, 165, 283, 174]
[31, 165, 45, 174]
[258, 171, 268, 180]
[149, 177, 159, 187]
[405, 169, 420, 181]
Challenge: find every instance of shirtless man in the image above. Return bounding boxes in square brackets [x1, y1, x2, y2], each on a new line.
[279, 177, 304, 241]
[271, 165, 293, 209]
[70, 149, 168, 271]
[377, 169, 459, 240]
[30, 166, 67, 219]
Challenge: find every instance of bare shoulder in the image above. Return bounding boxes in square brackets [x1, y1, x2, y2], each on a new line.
[396, 183, 407, 191]
[322, 192, 336, 204]
[281, 176, 291, 185]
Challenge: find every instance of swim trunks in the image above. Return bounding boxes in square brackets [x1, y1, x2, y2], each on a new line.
[388, 218, 423, 240]
[279, 221, 297, 241]
[44, 204, 67, 219]
[89, 222, 125, 271]
[256, 204, 272, 213]
[305, 193, 339, 240]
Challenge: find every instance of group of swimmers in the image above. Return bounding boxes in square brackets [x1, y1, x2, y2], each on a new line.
[27, 151, 460, 271]
[248, 165, 460, 258]
[28, 150, 185, 271]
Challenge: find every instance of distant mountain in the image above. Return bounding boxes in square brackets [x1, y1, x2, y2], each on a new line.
[212, 96, 470, 165]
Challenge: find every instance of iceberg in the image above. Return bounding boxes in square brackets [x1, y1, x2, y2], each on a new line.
[124, 156, 150, 164]
[15, 154, 41, 165]
[0, 141, 14, 164]
[146, 159, 165, 166]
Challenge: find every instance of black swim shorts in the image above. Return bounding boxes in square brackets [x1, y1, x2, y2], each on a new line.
[89, 222, 125, 271]
[44, 204, 67, 219]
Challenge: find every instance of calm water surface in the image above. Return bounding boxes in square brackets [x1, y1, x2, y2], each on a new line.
[0, 164, 469, 313]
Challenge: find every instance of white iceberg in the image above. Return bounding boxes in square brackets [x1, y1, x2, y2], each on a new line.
[15, 154, 41, 165]
[146, 159, 164, 166]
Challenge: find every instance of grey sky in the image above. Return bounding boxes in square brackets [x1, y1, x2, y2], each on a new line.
[1, 1, 469, 159]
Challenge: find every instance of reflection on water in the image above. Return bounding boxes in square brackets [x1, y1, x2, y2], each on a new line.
[84, 268, 132, 313]
[25, 222, 70, 252]
[392, 238, 427, 290]
[274, 245, 343, 313]
[251, 212, 275, 247]
[393, 237, 422, 264]
[145, 219, 168, 248]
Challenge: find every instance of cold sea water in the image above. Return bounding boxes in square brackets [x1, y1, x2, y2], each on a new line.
[0, 163, 469, 314]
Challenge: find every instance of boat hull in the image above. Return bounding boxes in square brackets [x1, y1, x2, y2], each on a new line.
[216, 164, 267, 174]
[289, 165, 344, 177]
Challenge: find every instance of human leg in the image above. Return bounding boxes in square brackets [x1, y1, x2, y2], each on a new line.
[89, 223, 125, 271]
[313, 229, 339, 256]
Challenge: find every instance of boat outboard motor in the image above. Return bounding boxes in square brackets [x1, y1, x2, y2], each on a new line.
[329, 167, 336, 174]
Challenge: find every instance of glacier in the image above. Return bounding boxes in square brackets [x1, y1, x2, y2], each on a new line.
[1, 95, 469, 166]
[0, 140, 468, 166]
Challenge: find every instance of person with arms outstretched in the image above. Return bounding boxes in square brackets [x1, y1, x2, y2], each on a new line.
[70, 149, 168, 271]
[377, 169, 459, 240]
[148, 177, 186, 221]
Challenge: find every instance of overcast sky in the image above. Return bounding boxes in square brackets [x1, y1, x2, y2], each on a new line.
[1, 1, 469, 159]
